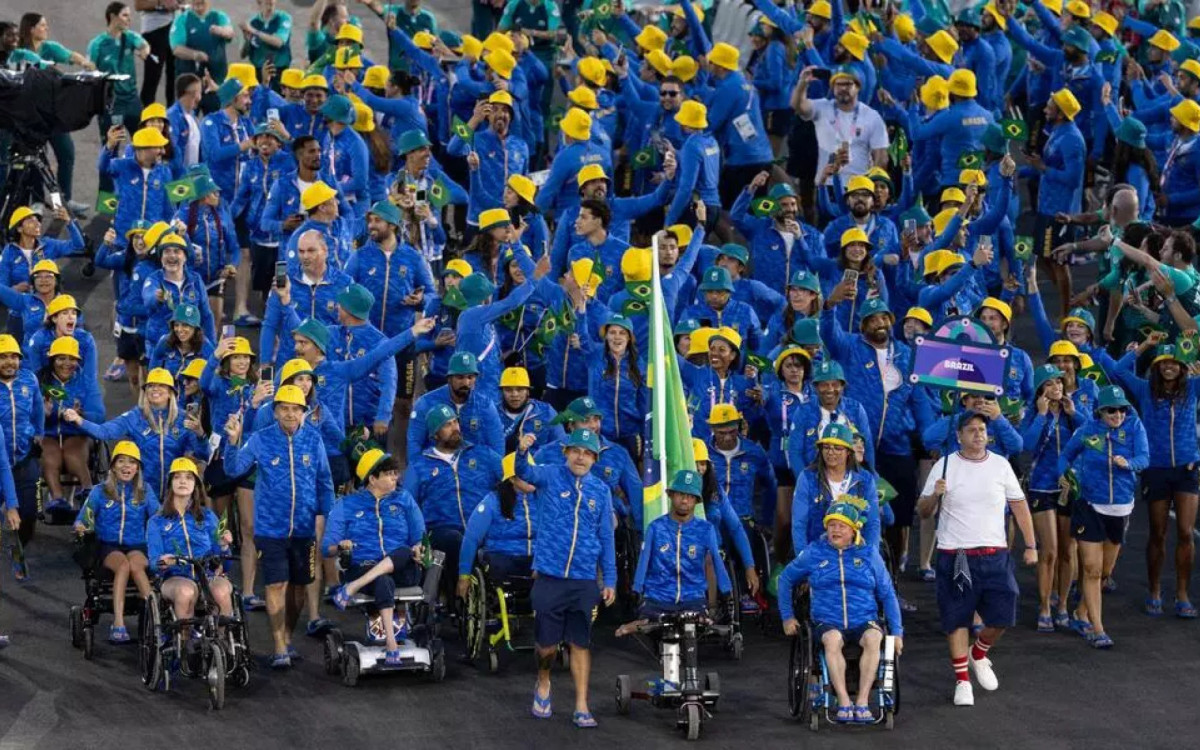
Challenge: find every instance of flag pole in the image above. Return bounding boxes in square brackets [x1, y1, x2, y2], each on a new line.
[651, 231, 669, 523]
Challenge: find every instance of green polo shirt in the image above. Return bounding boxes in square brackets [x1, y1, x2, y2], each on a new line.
[247, 11, 293, 70]
[305, 17, 362, 64]
[87, 30, 146, 105]
[170, 8, 233, 81]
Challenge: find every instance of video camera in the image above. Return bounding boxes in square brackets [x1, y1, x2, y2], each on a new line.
[0, 68, 117, 148]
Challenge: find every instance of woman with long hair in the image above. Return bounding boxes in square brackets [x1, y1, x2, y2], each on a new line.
[146, 458, 234, 622]
[580, 314, 648, 460]
[504, 175, 549, 262]
[148, 303, 214, 379]
[791, 423, 880, 557]
[457, 451, 538, 596]
[680, 325, 761, 440]
[764, 270, 822, 352]
[764, 347, 811, 559]
[38, 337, 104, 524]
[73, 441, 158, 642]
[693, 439, 760, 603]
[353, 102, 393, 207]
[172, 176, 240, 331]
[462, 211, 514, 284]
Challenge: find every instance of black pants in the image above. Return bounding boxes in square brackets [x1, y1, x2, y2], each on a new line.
[720, 164, 773, 212]
[140, 25, 176, 107]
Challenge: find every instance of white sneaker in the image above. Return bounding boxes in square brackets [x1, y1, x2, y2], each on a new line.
[953, 681, 974, 706]
[969, 654, 999, 691]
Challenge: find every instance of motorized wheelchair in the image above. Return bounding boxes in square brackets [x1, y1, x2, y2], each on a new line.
[68, 532, 143, 660]
[459, 552, 536, 673]
[137, 555, 252, 710]
[323, 550, 447, 686]
[786, 589, 900, 731]
[615, 609, 725, 741]
[39, 437, 110, 525]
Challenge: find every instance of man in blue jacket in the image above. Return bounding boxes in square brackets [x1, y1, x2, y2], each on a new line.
[319, 94, 371, 219]
[703, 42, 775, 207]
[665, 100, 721, 226]
[407, 351, 505, 463]
[223, 384, 335, 669]
[97, 127, 173, 243]
[447, 91, 530, 229]
[1150, 99, 1200, 226]
[327, 284, 398, 441]
[515, 428, 616, 728]
[200, 79, 254, 199]
[536, 108, 612, 217]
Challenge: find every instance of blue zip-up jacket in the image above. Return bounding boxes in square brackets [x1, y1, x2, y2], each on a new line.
[322, 125, 371, 218]
[792, 466, 880, 553]
[92, 249, 153, 330]
[680, 298, 764, 354]
[751, 39, 792, 111]
[567, 234, 632, 301]
[329, 322, 398, 428]
[665, 130, 721, 225]
[0, 369, 43, 462]
[454, 252, 537, 397]
[514, 450, 617, 587]
[141, 268, 217, 350]
[447, 126, 530, 225]
[322, 487, 425, 566]
[548, 181, 671, 279]
[0, 286, 52, 341]
[41, 370, 104, 440]
[763, 382, 808, 470]
[172, 200, 241, 285]
[281, 216, 358, 275]
[777, 536, 903, 634]
[148, 337, 214, 379]
[349, 84, 426, 150]
[921, 411, 1024, 458]
[76, 407, 204, 502]
[908, 99, 995, 182]
[820, 308, 917, 456]
[407, 385, 505, 465]
[1020, 407, 1088, 493]
[787, 397, 875, 472]
[199, 108, 253, 197]
[1148, 132, 1200, 224]
[75, 482, 161, 546]
[261, 168, 351, 249]
[198, 358, 257, 463]
[706, 487, 756, 571]
[707, 437, 777, 527]
[0, 226, 84, 289]
[260, 266, 352, 363]
[458, 489, 537, 574]
[704, 69, 774, 167]
[960, 36, 999, 112]
[730, 191, 823, 287]
[166, 101, 197, 167]
[1021, 119, 1086, 216]
[499, 399, 563, 450]
[534, 434, 642, 524]
[97, 149, 173, 242]
[278, 102, 327, 143]
[224, 421, 335, 539]
[147, 508, 224, 579]
[983, 30, 1013, 95]
[634, 514, 731, 604]
[25, 328, 99, 387]
[1095, 349, 1200, 468]
[345, 240, 435, 337]
[535, 139, 614, 217]
[679, 362, 762, 441]
[230, 150, 293, 246]
[578, 342, 649, 442]
[1057, 414, 1149, 507]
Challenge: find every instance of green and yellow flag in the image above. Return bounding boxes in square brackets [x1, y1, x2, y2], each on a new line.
[451, 115, 474, 143]
[95, 191, 118, 216]
[999, 118, 1029, 142]
[956, 150, 984, 169]
[1014, 234, 1034, 261]
[166, 176, 197, 204]
[751, 197, 776, 218]
[428, 177, 451, 209]
[631, 146, 659, 170]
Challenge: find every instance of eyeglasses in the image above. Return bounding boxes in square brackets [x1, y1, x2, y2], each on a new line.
[660, 90, 680, 97]
[1100, 407, 1127, 415]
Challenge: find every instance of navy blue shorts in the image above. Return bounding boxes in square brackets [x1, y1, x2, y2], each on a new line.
[814, 620, 882, 644]
[1141, 465, 1199, 501]
[98, 543, 147, 560]
[349, 548, 421, 610]
[530, 575, 599, 649]
[1027, 490, 1063, 515]
[256, 536, 316, 586]
[934, 550, 1018, 633]
[1071, 501, 1129, 546]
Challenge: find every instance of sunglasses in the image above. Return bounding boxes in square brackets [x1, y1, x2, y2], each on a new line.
[1100, 407, 1127, 415]
[660, 90, 680, 97]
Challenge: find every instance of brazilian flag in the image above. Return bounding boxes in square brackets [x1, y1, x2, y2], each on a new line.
[428, 177, 450, 209]
[631, 146, 659, 171]
[999, 118, 1029, 142]
[1178, 331, 1199, 364]
[999, 396, 1024, 420]
[887, 128, 909, 165]
[95, 191, 118, 216]
[498, 308, 522, 331]
[956, 150, 984, 169]
[621, 298, 648, 317]
[556, 301, 576, 334]
[442, 285, 469, 311]
[547, 106, 566, 130]
[1014, 234, 1034, 261]
[745, 353, 770, 375]
[1079, 363, 1109, 386]
[451, 115, 474, 144]
[626, 281, 652, 302]
[166, 176, 197, 204]
[1096, 50, 1119, 65]
[877, 476, 898, 506]
[41, 383, 68, 402]
[751, 197, 776, 218]
[593, 0, 614, 19]
[1083, 434, 1106, 453]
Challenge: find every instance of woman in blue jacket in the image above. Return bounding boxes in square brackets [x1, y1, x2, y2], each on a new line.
[148, 302, 214, 381]
[0, 258, 60, 356]
[172, 176, 241, 329]
[679, 326, 761, 441]
[1019, 364, 1087, 632]
[1092, 340, 1200, 619]
[39, 336, 104, 520]
[778, 501, 903, 724]
[146, 458, 234, 624]
[93, 221, 158, 388]
[140, 235, 218, 353]
[791, 423, 881, 557]
[580, 314, 648, 459]
[24, 295, 99, 388]
[72, 441, 159, 643]
[747, 20, 793, 156]
[764, 347, 811, 515]
[457, 452, 538, 592]
[763, 270, 822, 354]
[1057, 386, 1149, 648]
[328, 450, 426, 665]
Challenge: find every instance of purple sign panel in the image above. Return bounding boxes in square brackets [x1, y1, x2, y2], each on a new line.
[909, 336, 1010, 395]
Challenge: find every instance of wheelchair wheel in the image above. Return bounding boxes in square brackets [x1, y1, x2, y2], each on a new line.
[69, 606, 83, 649]
[487, 648, 500, 674]
[615, 674, 632, 715]
[787, 624, 814, 721]
[342, 648, 361, 687]
[82, 623, 95, 661]
[324, 630, 344, 676]
[427, 650, 447, 683]
[206, 643, 226, 711]
[139, 592, 164, 691]
[462, 570, 486, 663]
[684, 703, 701, 741]
[728, 632, 743, 661]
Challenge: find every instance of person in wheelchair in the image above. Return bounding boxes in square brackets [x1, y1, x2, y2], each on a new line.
[326, 449, 426, 667]
[39, 336, 105, 522]
[792, 423, 881, 555]
[692, 439, 759, 602]
[146, 459, 234, 625]
[779, 502, 904, 724]
[72, 441, 159, 643]
[618, 470, 732, 636]
[456, 452, 536, 598]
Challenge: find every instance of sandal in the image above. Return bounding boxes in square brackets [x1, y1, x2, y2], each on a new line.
[108, 625, 131, 644]
[1175, 601, 1198, 619]
[531, 683, 552, 719]
[1144, 597, 1164, 616]
[241, 594, 266, 611]
[1053, 611, 1070, 630]
[384, 649, 403, 666]
[919, 568, 936, 582]
[332, 586, 351, 611]
[103, 361, 126, 382]
[1069, 615, 1093, 639]
[1090, 632, 1114, 649]
[1036, 615, 1055, 633]
[572, 711, 598, 728]
[270, 652, 292, 669]
[835, 705, 855, 723]
[1101, 577, 1117, 593]
[854, 705, 873, 723]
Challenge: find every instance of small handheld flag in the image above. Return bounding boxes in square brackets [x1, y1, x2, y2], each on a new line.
[95, 191, 118, 216]
[428, 177, 451, 209]
[451, 115, 474, 143]
[999, 118, 1029, 142]
[1014, 235, 1034, 261]
[751, 197, 776, 218]
[956, 150, 984, 169]
[166, 177, 198, 204]
[631, 146, 660, 170]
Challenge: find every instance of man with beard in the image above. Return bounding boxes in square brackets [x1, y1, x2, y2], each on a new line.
[820, 296, 926, 594]
[793, 66, 889, 179]
[665, 100, 721, 228]
[732, 172, 824, 289]
[515, 428, 615, 728]
[980, 3, 1013, 94]
[448, 92, 529, 233]
[0, 335, 40, 584]
[974, 297, 1035, 407]
[1147, 99, 1200, 227]
[615, 67, 686, 197]
[404, 404, 503, 601]
[262, 135, 349, 252]
[393, 129, 468, 219]
[787, 359, 875, 472]
[200, 79, 254, 199]
[497, 366, 561, 450]
[820, 174, 900, 259]
[279, 74, 330, 141]
[319, 94, 370, 219]
[407, 351, 504, 464]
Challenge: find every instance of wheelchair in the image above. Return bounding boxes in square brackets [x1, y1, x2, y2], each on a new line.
[615, 610, 725, 741]
[39, 438, 111, 525]
[734, 517, 775, 631]
[323, 550, 447, 686]
[460, 553, 536, 673]
[614, 518, 641, 619]
[696, 549, 744, 659]
[786, 601, 900, 731]
[137, 555, 252, 710]
[68, 533, 144, 660]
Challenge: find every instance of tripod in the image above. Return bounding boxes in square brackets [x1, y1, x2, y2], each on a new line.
[0, 142, 61, 231]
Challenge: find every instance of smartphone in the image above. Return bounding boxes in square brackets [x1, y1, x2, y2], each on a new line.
[811, 68, 832, 82]
[222, 324, 236, 339]
[259, 364, 274, 383]
[48, 192, 62, 211]
[842, 268, 860, 286]
[903, 218, 916, 235]
[274, 261, 289, 289]
[416, 189, 428, 203]
[112, 114, 124, 129]
[185, 402, 201, 420]
[266, 108, 279, 122]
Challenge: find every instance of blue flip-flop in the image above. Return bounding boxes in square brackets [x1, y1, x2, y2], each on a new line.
[1175, 601, 1198, 619]
[1053, 610, 1070, 630]
[1144, 597, 1164, 616]
[109, 625, 131, 644]
[1036, 615, 1055, 633]
[854, 705, 873, 723]
[531, 683, 552, 719]
[332, 586, 351, 611]
[572, 711, 598, 728]
[270, 652, 292, 669]
[835, 705, 855, 723]
[1091, 632, 1114, 649]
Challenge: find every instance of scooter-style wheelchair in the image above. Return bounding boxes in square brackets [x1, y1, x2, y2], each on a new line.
[616, 610, 725, 741]
[138, 555, 252, 710]
[787, 616, 901, 731]
[68, 532, 143, 659]
[323, 550, 447, 686]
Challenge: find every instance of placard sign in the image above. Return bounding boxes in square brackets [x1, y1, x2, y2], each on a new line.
[909, 319, 1010, 395]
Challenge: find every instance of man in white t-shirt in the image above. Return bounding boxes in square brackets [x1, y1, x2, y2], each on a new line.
[918, 412, 1037, 708]
[792, 66, 889, 177]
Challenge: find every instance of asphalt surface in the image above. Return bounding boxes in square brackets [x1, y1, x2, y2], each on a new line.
[4, 1, 1200, 748]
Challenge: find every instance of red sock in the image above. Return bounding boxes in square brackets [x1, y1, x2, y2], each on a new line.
[951, 656, 969, 683]
[971, 637, 992, 662]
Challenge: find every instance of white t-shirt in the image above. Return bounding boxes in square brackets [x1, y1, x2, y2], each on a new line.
[807, 99, 889, 177]
[141, 7, 175, 34]
[183, 110, 201, 167]
[924, 451, 1023, 550]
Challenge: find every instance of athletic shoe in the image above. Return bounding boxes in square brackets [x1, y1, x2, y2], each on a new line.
[969, 654, 998, 691]
[270, 653, 291, 669]
[953, 681, 974, 706]
[919, 568, 936, 582]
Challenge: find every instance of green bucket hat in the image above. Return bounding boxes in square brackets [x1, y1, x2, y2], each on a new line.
[1033, 364, 1065, 392]
[1062, 25, 1092, 52]
[767, 182, 797, 201]
[981, 123, 1007, 155]
[857, 297, 893, 323]
[337, 283, 375, 320]
[459, 273, 496, 307]
[698, 266, 734, 293]
[674, 318, 701, 336]
[817, 422, 855, 449]
[396, 129, 433, 155]
[564, 427, 601, 454]
[1115, 116, 1147, 149]
[566, 396, 602, 419]
[320, 94, 357, 125]
[811, 360, 846, 384]
[447, 351, 480, 376]
[426, 403, 458, 434]
[294, 318, 330, 353]
[193, 174, 220, 198]
[368, 199, 402, 227]
[216, 78, 244, 108]
[787, 269, 821, 293]
[717, 243, 750, 266]
[171, 303, 202, 328]
[1096, 385, 1131, 411]
[668, 469, 703, 498]
[791, 317, 821, 346]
